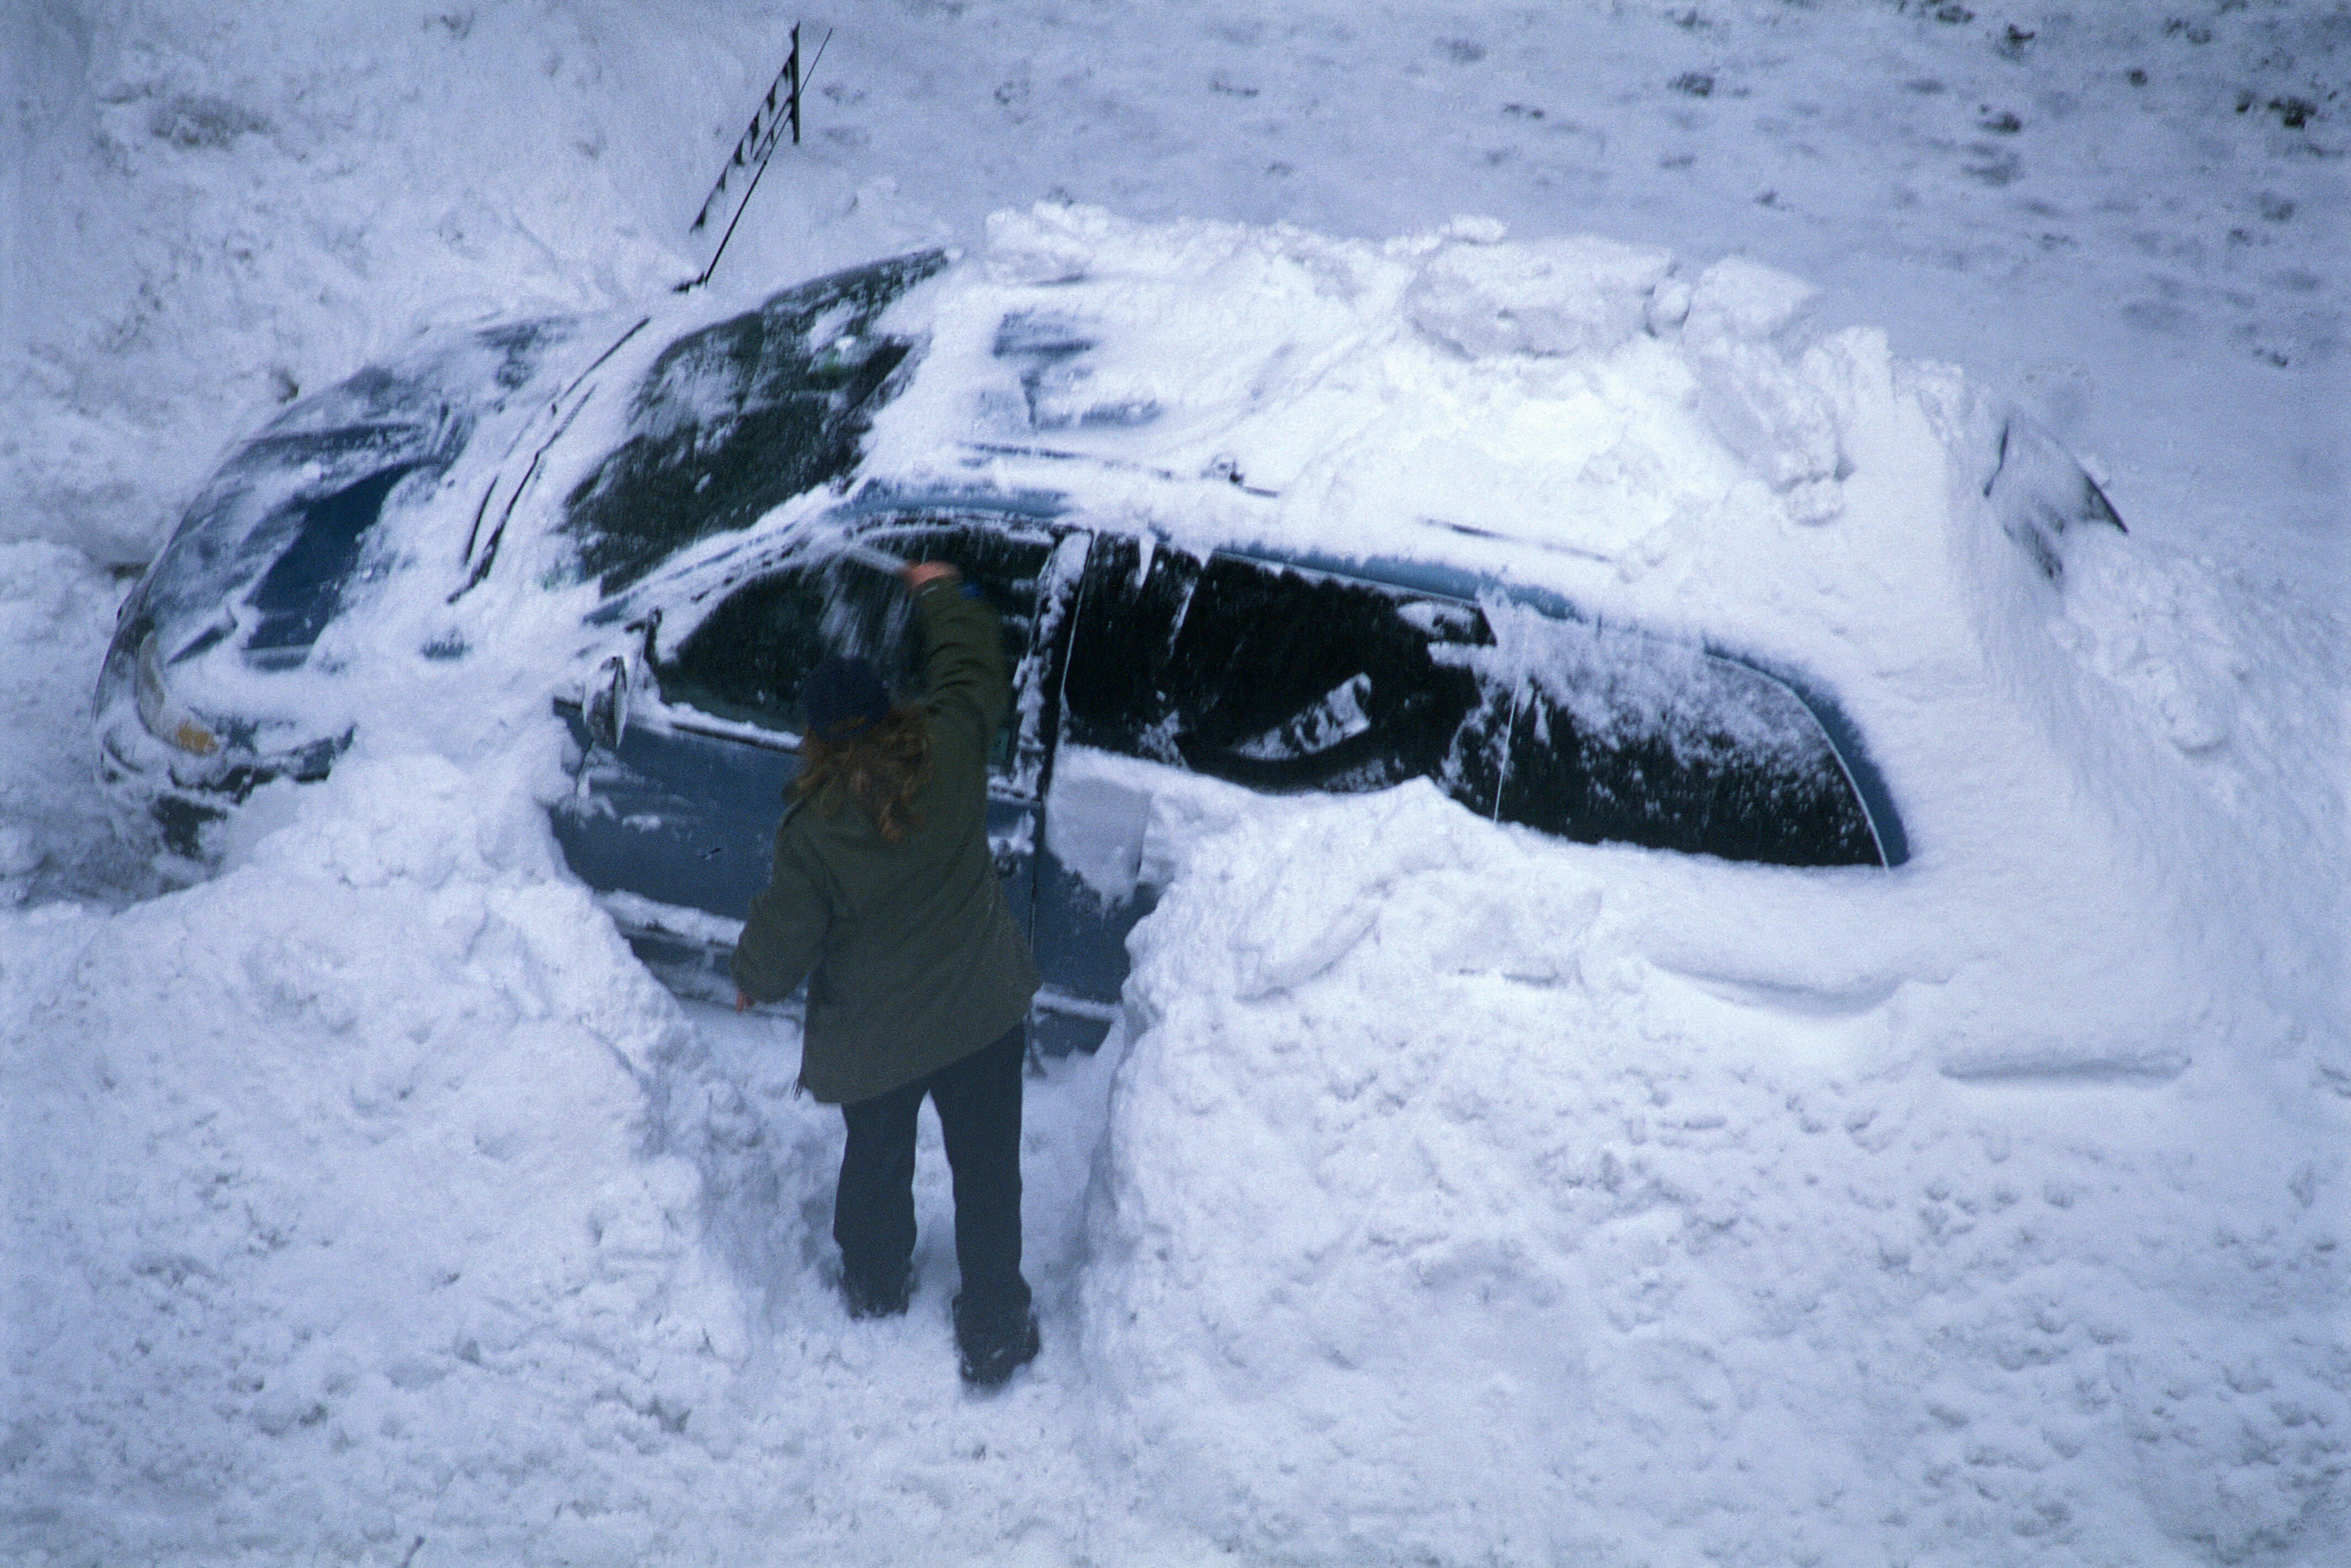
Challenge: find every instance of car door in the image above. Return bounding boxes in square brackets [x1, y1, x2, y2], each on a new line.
[551, 515, 1082, 996]
[1025, 532, 1197, 1049]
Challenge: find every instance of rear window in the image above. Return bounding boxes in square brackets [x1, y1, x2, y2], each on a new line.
[563, 252, 949, 593]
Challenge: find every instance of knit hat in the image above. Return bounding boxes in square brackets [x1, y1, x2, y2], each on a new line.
[804, 655, 890, 741]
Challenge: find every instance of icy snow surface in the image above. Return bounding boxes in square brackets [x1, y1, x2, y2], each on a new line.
[4, 3, 2347, 1566]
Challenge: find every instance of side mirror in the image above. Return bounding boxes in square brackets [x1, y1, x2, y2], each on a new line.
[584, 654, 631, 751]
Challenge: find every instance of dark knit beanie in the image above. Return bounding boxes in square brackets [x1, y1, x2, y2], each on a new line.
[804, 655, 890, 741]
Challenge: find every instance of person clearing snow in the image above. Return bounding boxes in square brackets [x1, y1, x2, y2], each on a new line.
[731, 558, 1044, 1389]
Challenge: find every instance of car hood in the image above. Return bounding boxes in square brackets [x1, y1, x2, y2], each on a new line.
[124, 318, 586, 687]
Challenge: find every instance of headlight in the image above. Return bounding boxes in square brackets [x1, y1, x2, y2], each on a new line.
[135, 632, 221, 756]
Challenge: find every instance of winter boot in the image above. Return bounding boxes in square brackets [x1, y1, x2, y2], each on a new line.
[841, 1262, 914, 1320]
[953, 1294, 1040, 1389]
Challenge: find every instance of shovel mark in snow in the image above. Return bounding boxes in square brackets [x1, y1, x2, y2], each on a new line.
[1937, 1038, 2190, 1085]
[1235, 896, 1382, 999]
[1653, 965, 1902, 1020]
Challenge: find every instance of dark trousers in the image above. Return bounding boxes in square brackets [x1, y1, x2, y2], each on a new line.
[834, 1023, 1030, 1320]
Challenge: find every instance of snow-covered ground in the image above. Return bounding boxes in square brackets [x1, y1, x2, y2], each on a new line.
[3, 3, 2344, 1565]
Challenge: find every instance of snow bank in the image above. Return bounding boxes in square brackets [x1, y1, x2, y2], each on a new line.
[0, 540, 159, 906]
[1082, 784, 2348, 1567]
[3, 735, 1209, 1566]
[1016, 218, 2344, 1565]
[0, 752, 758, 1562]
[1959, 515, 2350, 1084]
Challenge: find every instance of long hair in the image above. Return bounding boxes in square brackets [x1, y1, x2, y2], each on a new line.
[793, 702, 932, 843]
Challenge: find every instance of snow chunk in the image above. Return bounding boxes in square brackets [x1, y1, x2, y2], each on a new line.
[1685, 255, 1823, 347]
[985, 202, 1108, 285]
[1681, 258, 1842, 493]
[1405, 234, 1675, 360]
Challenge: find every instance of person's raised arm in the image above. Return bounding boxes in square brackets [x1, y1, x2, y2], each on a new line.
[902, 561, 1009, 752]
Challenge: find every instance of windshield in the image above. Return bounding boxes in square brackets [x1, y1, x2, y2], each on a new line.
[562, 251, 950, 594]
[134, 317, 578, 664]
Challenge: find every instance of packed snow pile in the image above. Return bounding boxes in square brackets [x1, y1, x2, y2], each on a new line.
[1014, 221, 2347, 1566]
[1, 751, 765, 1561]
[1083, 782, 2345, 1567]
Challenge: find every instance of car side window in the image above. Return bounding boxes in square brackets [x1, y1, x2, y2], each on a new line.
[655, 557, 919, 733]
[1058, 534, 1201, 762]
[1056, 544, 1880, 866]
[1156, 555, 1511, 810]
[1481, 604, 1883, 867]
[652, 520, 1065, 788]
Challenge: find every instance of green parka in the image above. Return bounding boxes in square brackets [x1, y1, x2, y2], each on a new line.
[731, 578, 1041, 1104]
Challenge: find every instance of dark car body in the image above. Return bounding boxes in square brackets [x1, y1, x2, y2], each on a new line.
[93, 248, 1990, 1052]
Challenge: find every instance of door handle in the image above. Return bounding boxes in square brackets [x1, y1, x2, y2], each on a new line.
[584, 654, 630, 751]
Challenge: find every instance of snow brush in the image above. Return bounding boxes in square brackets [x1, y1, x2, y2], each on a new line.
[834, 541, 911, 577]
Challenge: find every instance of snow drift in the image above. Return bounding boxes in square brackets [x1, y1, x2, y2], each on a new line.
[2, 751, 761, 1560]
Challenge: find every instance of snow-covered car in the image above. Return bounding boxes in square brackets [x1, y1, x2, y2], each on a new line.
[97, 212, 2120, 1047]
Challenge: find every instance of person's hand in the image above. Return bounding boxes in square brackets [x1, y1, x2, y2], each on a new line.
[735, 989, 752, 1013]
[902, 560, 960, 592]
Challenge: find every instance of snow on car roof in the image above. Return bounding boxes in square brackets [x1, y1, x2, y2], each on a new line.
[858, 207, 2014, 705]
